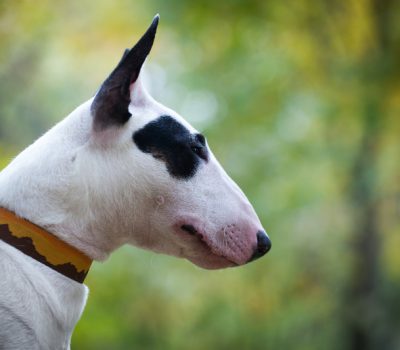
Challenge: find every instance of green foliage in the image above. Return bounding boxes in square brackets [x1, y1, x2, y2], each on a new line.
[0, 0, 399, 349]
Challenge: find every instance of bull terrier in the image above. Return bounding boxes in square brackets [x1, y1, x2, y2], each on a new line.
[0, 15, 271, 349]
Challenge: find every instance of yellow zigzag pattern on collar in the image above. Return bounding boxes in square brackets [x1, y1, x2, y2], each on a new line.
[0, 207, 92, 283]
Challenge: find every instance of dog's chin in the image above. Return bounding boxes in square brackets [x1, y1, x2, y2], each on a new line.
[186, 253, 237, 270]
[172, 223, 239, 269]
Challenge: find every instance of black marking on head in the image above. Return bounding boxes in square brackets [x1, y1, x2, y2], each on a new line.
[91, 15, 159, 131]
[133, 116, 209, 179]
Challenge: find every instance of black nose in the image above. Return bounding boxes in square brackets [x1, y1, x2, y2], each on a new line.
[248, 230, 272, 262]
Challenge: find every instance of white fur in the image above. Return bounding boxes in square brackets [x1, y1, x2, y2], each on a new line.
[0, 73, 264, 349]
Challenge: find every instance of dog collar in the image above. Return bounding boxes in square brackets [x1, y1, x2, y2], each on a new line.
[0, 207, 92, 283]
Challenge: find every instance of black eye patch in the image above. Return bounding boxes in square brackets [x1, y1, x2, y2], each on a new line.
[133, 116, 208, 180]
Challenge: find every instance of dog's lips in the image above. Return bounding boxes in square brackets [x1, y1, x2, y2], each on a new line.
[180, 224, 199, 236]
[177, 223, 237, 268]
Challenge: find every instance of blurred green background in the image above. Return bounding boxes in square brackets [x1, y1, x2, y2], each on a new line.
[1, 1, 399, 349]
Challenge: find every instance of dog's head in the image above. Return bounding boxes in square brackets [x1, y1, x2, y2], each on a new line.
[86, 15, 271, 268]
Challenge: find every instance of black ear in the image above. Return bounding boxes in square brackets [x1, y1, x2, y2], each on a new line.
[91, 15, 159, 131]
[118, 48, 131, 65]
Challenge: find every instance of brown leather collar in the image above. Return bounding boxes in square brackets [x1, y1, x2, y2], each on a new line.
[0, 207, 92, 283]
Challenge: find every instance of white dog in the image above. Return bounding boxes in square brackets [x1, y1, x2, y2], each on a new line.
[0, 15, 271, 349]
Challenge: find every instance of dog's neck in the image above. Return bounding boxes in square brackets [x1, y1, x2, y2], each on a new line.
[0, 99, 132, 261]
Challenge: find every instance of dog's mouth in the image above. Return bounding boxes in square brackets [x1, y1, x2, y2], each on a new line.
[179, 224, 237, 269]
[180, 224, 198, 236]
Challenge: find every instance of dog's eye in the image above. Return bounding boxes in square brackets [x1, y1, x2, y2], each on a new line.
[190, 133, 208, 161]
[190, 144, 208, 161]
[196, 134, 206, 146]
[191, 145, 202, 155]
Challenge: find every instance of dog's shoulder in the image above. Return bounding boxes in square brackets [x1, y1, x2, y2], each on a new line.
[0, 241, 87, 349]
[0, 304, 40, 350]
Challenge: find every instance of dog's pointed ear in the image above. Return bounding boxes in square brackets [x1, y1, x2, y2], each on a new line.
[91, 15, 159, 131]
[118, 48, 131, 65]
